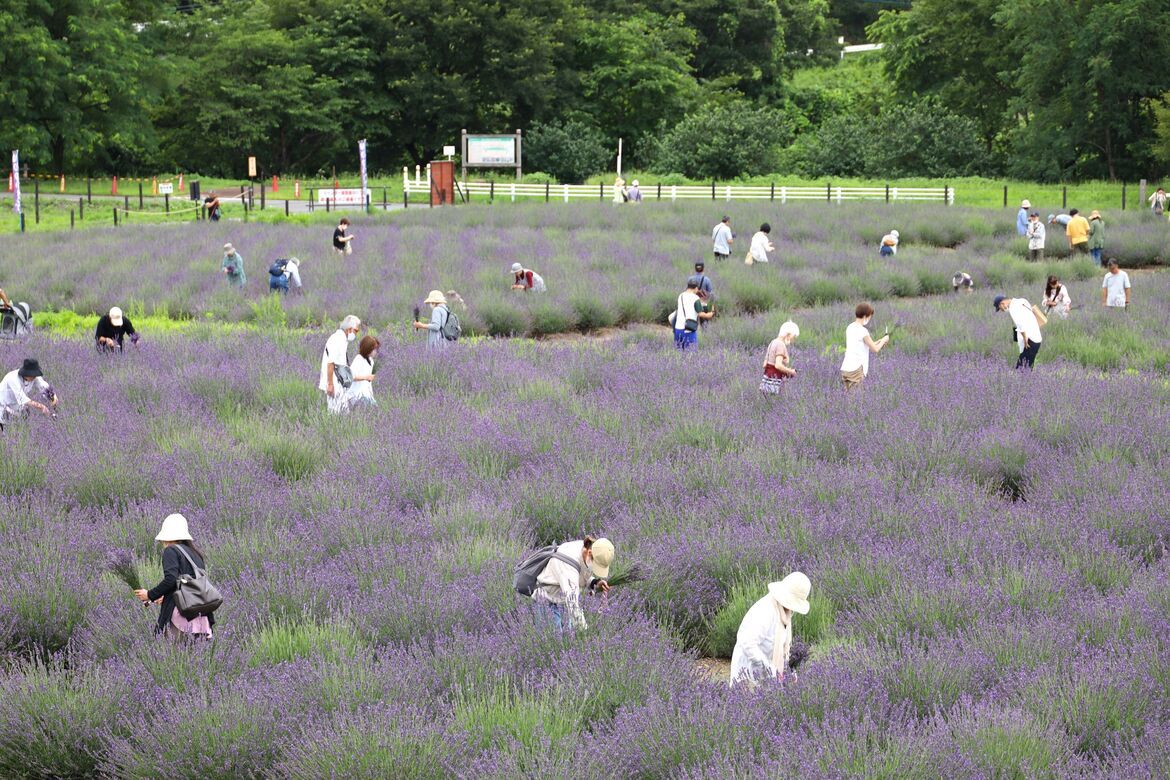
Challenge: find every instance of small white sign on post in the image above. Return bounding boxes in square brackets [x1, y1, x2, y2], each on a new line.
[158, 182, 174, 195]
[443, 145, 456, 158]
[316, 188, 370, 206]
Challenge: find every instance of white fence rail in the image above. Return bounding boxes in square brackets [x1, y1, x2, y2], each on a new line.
[402, 165, 955, 205]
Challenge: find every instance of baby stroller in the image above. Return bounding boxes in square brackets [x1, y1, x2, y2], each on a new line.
[0, 302, 32, 339]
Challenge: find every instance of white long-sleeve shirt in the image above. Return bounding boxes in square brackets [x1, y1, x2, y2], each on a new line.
[730, 594, 792, 687]
[1026, 220, 1045, 250]
[750, 231, 773, 263]
[0, 370, 48, 423]
[533, 540, 592, 629]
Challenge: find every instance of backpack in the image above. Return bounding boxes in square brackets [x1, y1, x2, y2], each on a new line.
[269, 259, 288, 277]
[513, 544, 584, 597]
[440, 306, 461, 341]
[171, 544, 224, 618]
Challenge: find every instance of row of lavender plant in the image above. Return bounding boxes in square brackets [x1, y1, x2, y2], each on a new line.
[0, 329, 1166, 776]
[2, 203, 1164, 336]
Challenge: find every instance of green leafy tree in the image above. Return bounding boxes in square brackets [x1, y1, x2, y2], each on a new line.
[996, 0, 1170, 180]
[525, 119, 611, 183]
[0, 0, 165, 173]
[652, 101, 794, 179]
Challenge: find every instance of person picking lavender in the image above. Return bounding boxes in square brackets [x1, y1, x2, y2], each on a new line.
[94, 306, 138, 352]
[730, 572, 812, 688]
[510, 263, 546, 292]
[221, 243, 246, 288]
[839, 303, 889, 390]
[0, 358, 58, 430]
[529, 536, 615, 631]
[994, 294, 1046, 369]
[133, 513, 215, 643]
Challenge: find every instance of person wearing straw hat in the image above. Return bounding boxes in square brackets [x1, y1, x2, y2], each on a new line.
[94, 306, 138, 352]
[414, 290, 452, 349]
[730, 572, 812, 688]
[879, 229, 899, 256]
[1087, 210, 1106, 266]
[133, 513, 215, 642]
[510, 263, 546, 292]
[760, 320, 799, 395]
[221, 243, 246, 287]
[613, 177, 627, 204]
[0, 358, 57, 429]
[1016, 199, 1031, 236]
[531, 536, 615, 631]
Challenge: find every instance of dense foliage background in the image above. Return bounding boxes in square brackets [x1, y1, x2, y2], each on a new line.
[1, 0, 1168, 181]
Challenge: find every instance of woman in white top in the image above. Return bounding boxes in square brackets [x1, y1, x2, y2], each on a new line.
[749, 223, 774, 264]
[839, 303, 890, 389]
[346, 335, 379, 409]
[1043, 275, 1071, 318]
[730, 572, 811, 688]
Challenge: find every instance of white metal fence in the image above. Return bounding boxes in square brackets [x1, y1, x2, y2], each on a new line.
[402, 165, 955, 205]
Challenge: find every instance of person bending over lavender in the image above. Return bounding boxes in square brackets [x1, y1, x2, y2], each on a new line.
[0, 358, 58, 430]
[730, 572, 811, 688]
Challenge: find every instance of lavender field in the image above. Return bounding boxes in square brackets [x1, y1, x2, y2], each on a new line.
[3, 203, 1167, 336]
[1, 317, 1169, 777]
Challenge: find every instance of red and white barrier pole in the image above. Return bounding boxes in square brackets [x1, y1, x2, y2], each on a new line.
[294, 180, 300, 198]
[111, 176, 118, 195]
[272, 175, 279, 193]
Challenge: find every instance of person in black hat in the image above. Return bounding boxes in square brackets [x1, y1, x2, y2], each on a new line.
[0, 359, 58, 429]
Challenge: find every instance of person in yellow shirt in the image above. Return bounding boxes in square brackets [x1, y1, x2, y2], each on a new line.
[1065, 209, 1090, 255]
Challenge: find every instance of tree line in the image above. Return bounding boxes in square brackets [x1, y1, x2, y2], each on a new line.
[1, 0, 1167, 183]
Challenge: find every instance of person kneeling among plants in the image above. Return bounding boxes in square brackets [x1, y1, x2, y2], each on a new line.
[730, 572, 811, 688]
[94, 306, 138, 352]
[524, 536, 614, 631]
[0, 358, 58, 430]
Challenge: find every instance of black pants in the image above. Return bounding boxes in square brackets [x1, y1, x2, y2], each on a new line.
[1029, 249, 1044, 261]
[713, 252, 729, 262]
[1016, 340, 1041, 369]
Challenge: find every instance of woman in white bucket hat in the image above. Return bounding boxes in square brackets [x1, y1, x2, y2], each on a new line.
[729, 572, 811, 688]
[133, 513, 215, 642]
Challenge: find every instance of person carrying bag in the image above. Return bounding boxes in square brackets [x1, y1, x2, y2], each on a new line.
[134, 513, 220, 642]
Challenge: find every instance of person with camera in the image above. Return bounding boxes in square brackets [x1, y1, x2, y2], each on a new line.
[839, 303, 890, 389]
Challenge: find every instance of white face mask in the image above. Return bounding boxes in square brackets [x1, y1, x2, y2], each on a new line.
[346, 331, 356, 342]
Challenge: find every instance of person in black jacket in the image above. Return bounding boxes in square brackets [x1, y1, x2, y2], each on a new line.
[134, 513, 215, 641]
[95, 306, 138, 352]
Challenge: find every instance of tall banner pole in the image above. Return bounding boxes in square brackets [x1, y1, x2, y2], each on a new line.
[358, 139, 368, 200]
[617, 138, 623, 177]
[11, 151, 22, 215]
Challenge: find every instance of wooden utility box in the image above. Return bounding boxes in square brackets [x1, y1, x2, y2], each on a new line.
[430, 160, 456, 206]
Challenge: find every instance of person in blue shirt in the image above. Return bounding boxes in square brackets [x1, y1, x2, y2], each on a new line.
[687, 261, 713, 302]
[1016, 199, 1031, 236]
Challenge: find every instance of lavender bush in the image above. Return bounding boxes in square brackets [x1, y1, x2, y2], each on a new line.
[0, 320, 1166, 776]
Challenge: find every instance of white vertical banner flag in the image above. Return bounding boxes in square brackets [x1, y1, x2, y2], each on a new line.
[358, 139, 368, 201]
[11, 150, 21, 215]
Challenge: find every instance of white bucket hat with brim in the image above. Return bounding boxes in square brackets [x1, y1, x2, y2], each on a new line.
[424, 290, 447, 306]
[769, 572, 811, 614]
[156, 513, 193, 542]
[510, 263, 523, 274]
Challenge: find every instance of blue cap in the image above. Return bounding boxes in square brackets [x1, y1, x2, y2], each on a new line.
[992, 295, 1006, 312]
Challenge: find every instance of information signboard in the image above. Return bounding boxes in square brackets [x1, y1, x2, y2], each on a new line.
[461, 130, 522, 180]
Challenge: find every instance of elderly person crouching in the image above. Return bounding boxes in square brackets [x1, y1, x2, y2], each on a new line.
[760, 321, 799, 395]
[730, 572, 811, 688]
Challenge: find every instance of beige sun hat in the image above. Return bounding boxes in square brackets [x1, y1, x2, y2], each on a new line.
[155, 513, 193, 542]
[1090, 210, 1101, 219]
[768, 572, 811, 614]
[590, 538, 615, 579]
[1021, 199, 1031, 208]
[109, 306, 123, 327]
[424, 290, 447, 306]
[223, 243, 234, 253]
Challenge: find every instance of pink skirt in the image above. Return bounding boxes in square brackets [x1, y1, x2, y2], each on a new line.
[171, 609, 213, 638]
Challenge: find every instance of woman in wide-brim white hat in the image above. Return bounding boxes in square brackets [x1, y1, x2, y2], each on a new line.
[729, 572, 811, 687]
[413, 289, 451, 349]
[132, 513, 215, 642]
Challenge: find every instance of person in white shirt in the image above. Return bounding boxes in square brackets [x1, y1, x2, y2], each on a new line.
[346, 335, 379, 410]
[839, 303, 890, 389]
[532, 536, 614, 631]
[879, 229, 899, 256]
[711, 216, 733, 261]
[0, 359, 58, 429]
[952, 272, 975, 293]
[749, 223, 774, 264]
[1101, 260, 1131, 309]
[730, 572, 811, 688]
[668, 279, 714, 350]
[319, 315, 361, 414]
[1043, 275, 1071, 318]
[994, 295, 1046, 369]
[1150, 187, 1168, 217]
[1026, 212, 1046, 261]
